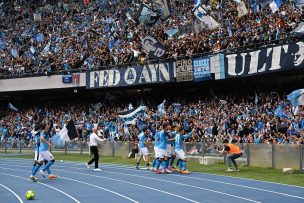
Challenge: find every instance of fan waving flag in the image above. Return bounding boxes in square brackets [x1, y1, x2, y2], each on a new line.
[287, 89, 304, 106]
[153, 0, 171, 21]
[158, 100, 166, 116]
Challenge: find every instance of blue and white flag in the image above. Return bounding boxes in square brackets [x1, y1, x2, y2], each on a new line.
[11, 48, 18, 58]
[166, 28, 178, 37]
[269, 0, 283, 13]
[158, 100, 166, 116]
[8, 103, 18, 112]
[0, 32, 5, 50]
[287, 89, 304, 106]
[193, 6, 219, 30]
[118, 105, 146, 124]
[41, 42, 51, 56]
[172, 103, 181, 113]
[194, 0, 201, 7]
[123, 124, 130, 138]
[52, 126, 70, 148]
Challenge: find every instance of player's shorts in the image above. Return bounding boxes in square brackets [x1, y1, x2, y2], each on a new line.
[154, 146, 160, 158]
[139, 147, 148, 156]
[175, 149, 186, 160]
[158, 148, 166, 159]
[38, 151, 54, 162]
[171, 145, 176, 156]
[165, 144, 172, 157]
[34, 151, 39, 161]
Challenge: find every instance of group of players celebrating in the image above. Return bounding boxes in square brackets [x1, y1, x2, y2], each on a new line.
[136, 122, 193, 174]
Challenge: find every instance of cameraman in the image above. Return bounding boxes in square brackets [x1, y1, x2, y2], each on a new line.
[217, 139, 242, 172]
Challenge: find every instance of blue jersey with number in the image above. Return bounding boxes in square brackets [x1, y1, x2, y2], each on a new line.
[158, 130, 168, 150]
[175, 132, 192, 150]
[34, 131, 40, 152]
[40, 131, 49, 152]
[154, 131, 160, 148]
[138, 132, 146, 148]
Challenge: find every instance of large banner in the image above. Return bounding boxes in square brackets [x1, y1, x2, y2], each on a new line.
[224, 41, 304, 78]
[141, 35, 166, 59]
[118, 105, 146, 124]
[175, 59, 193, 82]
[86, 62, 175, 89]
[192, 57, 211, 81]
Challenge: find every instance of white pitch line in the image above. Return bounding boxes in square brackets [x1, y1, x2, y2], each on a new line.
[1, 157, 304, 190]
[0, 163, 260, 203]
[0, 166, 138, 203]
[53, 168, 198, 203]
[0, 183, 24, 203]
[0, 162, 198, 203]
[53, 161, 304, 200]
[98, 163, 304, 200]
[59, 176, 139, 203]
[0, 172, 80, 203]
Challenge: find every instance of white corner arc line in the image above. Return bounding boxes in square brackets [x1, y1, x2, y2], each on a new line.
[0, 183, 24, 203]
[0, 166, 138, 203]
[0, 172, 80, 203]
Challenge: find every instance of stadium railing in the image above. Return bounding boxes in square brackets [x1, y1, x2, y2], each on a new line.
[1, 140, 303, 170]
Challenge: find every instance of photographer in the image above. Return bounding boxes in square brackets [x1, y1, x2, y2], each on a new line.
[217, 139, 242, 172]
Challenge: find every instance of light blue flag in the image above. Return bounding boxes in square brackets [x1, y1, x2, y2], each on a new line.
[35, 34, 44, 42]
[123, 124, 130, 138]
[8, 103, 18, 112]
[11, 49, 18, 58]
[287, 89, 304, 106]
[274, 105, 288, 118]
[194, 0, 201, 7]
[166, 28, 178, 37]
[158, 100, 166, 116]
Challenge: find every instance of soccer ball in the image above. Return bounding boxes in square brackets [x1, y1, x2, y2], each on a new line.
[25, 190, 35, 200]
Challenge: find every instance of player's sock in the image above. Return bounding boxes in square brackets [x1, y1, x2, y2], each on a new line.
[182, 161, 187, 171]
[147, 163, 150, 168]
[152, 159, 156, 168]
[179, 159, 183, 169]
[176, 159, 181, 168]
[32, 163, 42, 176]
[162, 160, 168, 170]
[45, 167, 52, 174]
[170, 157, 175, 167]
[32, 161, 37, 174]
[155, 159, 161, 169]
[42, 160, 55, 172]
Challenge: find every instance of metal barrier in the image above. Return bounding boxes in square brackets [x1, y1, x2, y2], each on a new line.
[0, 140, 303, 169]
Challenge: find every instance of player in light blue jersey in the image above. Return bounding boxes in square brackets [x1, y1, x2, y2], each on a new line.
[175, 125, 193, 174]
[151, 125, 162, 171]
[31, 130, 41, 175]
[30, 122, 57, 181]
[153, 122, 174, 174]
[136, 126, 151, 170]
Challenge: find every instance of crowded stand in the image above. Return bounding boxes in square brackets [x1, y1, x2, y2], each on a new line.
[1, 90, 304, 148]
[0, 0, 303, 77]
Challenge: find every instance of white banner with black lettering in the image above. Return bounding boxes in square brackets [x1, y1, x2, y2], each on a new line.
[224, 41, 304, 78]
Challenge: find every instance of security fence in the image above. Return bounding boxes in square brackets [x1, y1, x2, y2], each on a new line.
[0, 140, 303, 170]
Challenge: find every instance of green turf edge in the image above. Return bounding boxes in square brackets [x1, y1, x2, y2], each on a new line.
[0, 152, 303, 187]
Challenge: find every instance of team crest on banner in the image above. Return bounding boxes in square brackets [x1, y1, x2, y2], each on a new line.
[141, 35, 166, 59]
[86, 62, 175, 89]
